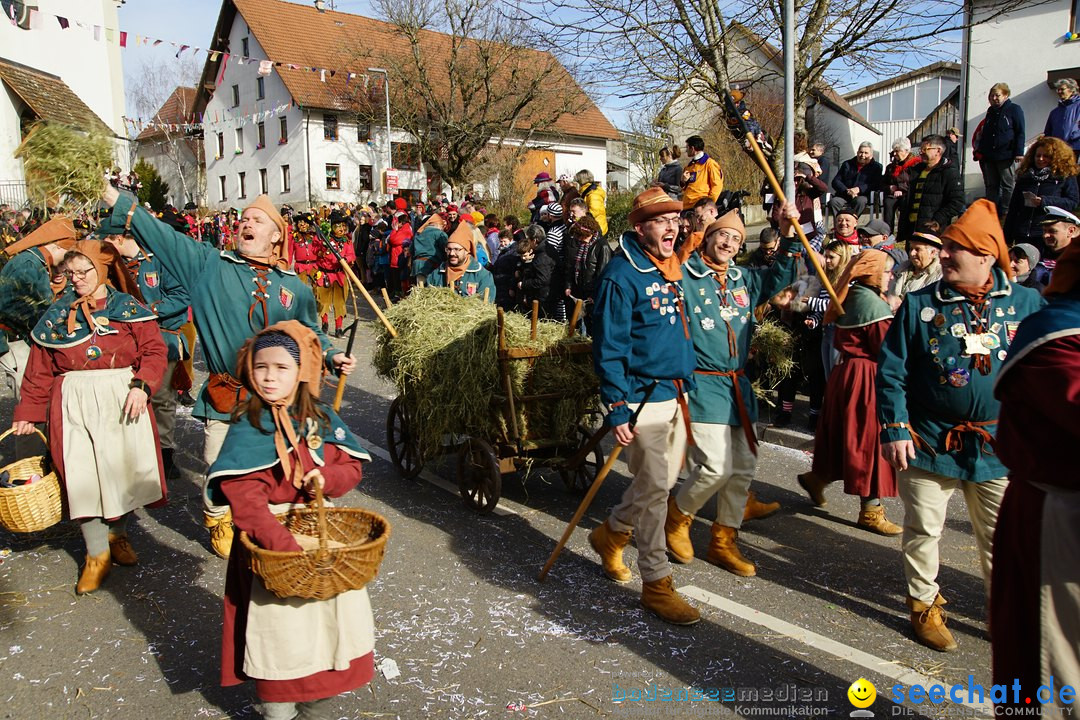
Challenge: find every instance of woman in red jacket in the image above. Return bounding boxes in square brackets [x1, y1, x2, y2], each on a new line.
[387, 211, 413, 299]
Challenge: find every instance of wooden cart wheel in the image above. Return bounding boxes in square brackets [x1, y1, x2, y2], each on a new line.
[456, 437, 501, 514]
[560, 426, 605, 493]
[386, 396, 423, 480]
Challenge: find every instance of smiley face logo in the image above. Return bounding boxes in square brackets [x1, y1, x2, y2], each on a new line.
[847, 678, 876, 708]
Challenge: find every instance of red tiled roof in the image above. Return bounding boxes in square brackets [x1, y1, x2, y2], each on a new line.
[0, 56, 114, 136]
[196, 0, 618, 141]
[135, 86, 198, 141]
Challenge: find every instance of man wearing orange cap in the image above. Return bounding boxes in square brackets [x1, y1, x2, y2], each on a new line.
[992, 235, 1080, 713]
[876, 199, 1045, 652]
[98, 187, 356, 559]
[0, 218, 77, 400]
[588, 186, 699, 625]
[427, 222, 494, 300]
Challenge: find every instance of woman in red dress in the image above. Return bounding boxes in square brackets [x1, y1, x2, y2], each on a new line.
[797, 249, 901, 534]
[12, 240, 167, 594]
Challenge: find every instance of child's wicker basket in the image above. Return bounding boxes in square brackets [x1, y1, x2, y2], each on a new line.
[0, 428, 63, 533]
[240, 481, 390, 600]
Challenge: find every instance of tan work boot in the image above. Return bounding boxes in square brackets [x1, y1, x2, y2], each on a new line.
[907, 595, 958, 652]
[743, 490, 780, 522]
[664, 496, 695, 564]
[641, 575, 700, 625]
[797, 472, 829, 506]
[857, 505, 902, 536]
[204, 509, 234, 559]
[705, 523, 756, 576]
[76, 551, 112, 595]
[588, 520, 632, 583]
[108, 533, 138, 566]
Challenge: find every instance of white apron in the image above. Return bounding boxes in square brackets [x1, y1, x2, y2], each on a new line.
[243, 502, 375, 681]
[1037, 483, 1080, 715]
[61, 368, 163, 519]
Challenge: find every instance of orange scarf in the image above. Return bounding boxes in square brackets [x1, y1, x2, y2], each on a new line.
[645, 248, 683, 282]
[446, 261, 467, 289]
[701, 255, 729, 283]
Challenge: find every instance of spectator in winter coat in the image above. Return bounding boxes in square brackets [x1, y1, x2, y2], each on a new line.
[975, 83, 1026, 217]
[503, 215, 525, 244]
[897, 135, 965, 242]
[829, 142, 883, 217]
[483, 214, 502, 263]
[564, 215, 612, 332]
[516, 224, 555, 315]
[576, 169, 608, 236]
[746, 227, 780, 269]
[887, 230, 942, 310]
[682, 135, 724, 210]
[944, 128, 961, 166]
[656, 146, 683, 200]
[770, 162, 828, 253]
[528, 172, 560, 224]
[882, 137, 923, 231]
[491, 229, 520, 309]
[1043, 78, 1080, 158]
[1004, 136, 1080, 252]
[1010, 243, 1045, 293]
[558, 175, 580, 211]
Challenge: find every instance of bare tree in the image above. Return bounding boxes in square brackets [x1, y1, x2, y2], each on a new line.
[127, 57, 204, 206]
[339, 0, 590, 194]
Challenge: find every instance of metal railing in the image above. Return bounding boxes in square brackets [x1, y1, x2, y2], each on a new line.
[0, 181, 29, 208]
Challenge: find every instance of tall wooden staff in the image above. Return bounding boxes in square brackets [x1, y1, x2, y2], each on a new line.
[314, 227, 398, 337]
[722, 92, 843, 313]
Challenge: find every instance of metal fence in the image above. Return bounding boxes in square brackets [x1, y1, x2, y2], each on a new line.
[0, 181, 28, 208]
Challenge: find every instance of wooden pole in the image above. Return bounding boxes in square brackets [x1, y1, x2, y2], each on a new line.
[336, 258, 398, 337]
[380, 287, 393, 310]
[567, 299, 583, 338]
[742, 132, 844, 313]
[530, 300, 539, 339]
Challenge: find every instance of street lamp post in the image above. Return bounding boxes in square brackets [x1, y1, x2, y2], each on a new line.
[367, 67, 393, 175]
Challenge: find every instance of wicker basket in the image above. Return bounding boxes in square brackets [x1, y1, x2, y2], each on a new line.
[0, 428, 63, 533]
[239, 481, 390, 600]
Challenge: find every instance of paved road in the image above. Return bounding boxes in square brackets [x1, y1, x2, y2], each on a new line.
[0, 311, 998, 720]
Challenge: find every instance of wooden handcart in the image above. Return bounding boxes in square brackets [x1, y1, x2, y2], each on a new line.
[386, 301, 604, 513]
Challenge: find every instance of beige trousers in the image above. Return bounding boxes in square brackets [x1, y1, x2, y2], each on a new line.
[898, 467, 1007, 604]
[608, 398, 687, 583]
[202, 419, 232, 517]
[0, 339, 31, 402]
[149, 360, 177, 449]
[677, 423, 756, 529]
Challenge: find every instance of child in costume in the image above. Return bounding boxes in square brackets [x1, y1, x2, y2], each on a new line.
[208, 320, 373, 720]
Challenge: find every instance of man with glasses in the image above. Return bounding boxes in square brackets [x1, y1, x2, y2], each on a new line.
[664, 205, 802, 577]
[427, 221, 494, 300]
[588, 187, 699, 625]
[897, 135, 964, 242]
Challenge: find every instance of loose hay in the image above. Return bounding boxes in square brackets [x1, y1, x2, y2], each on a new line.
[750, 317, 795, 399]
[374, 287, 598, 459]
[14, 122, 113, 213]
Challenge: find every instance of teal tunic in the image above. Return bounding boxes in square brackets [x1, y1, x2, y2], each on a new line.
[681, 238, 801, 425]
[97, 192, 340, 422]
[31, 287, 156, 348]
[427, 259, 495, 300]
[410, 226, 447, 278]
[128, 250, 190, 361]
[205, 406, 371, 506]
[0, 248, 53, 355]
[877, 268, 1046, 482]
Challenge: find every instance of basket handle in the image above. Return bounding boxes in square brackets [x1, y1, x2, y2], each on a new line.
[313, 476, 329, 561]
[0, 427, 48, 448]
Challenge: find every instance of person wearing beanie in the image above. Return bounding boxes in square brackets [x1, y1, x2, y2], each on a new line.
[207, 321, 374, 720]
[830, 207, 861, 247]
[876, 198, 1046, 653]
[97, 187, 356, 560]
[1008, 243, 1044, 292]
[993, 232, 1080, 711]
[664, 205, 803, 578]
[12, 240, 168, 595]
[427, 221, 494, 300]
[588, 186, 699, 625]
[313, 211, 355, 337]
[0, 218, 78, 399]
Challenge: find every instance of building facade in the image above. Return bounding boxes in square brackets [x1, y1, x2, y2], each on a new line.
[844, 62, 962, 151]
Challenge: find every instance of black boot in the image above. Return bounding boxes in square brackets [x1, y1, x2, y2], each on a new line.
[773, 410, 792, 427]
[334, 326, 345, 339]
[161, 448, 180, 481]
[321, 321, 329, 334]
[177, 390, 196, 407]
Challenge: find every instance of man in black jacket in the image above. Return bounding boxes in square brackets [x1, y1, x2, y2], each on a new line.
[975, 83, 1026, 218]
[829, 142, 883, 217]
[898, 135, 965, 241]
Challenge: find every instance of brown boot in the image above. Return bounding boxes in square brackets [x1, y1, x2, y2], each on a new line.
[857, 505, 902, 536]
[588, 520, 632, 583]
[797, 472, 828, 506]
[640, 575, 700, 625]
[742, 490, 780, 522]
[76, 551, 112, 595]
[664, 496, 695, 564]
[907, 595, 958, 652]
[705, 523, 756, 576]
[108, 533, 138, 566]
[204, 509, 234, 559]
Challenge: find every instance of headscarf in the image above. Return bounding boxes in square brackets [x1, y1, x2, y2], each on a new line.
[242, 195, 289, 268]
[824, 249, 890, 325]
[237, 320, 325, 486]
[940, 198, 1012, 280]
[65, 240, 143, 335]
[416, 213, 446, 234]
[3, 217, 77, 257]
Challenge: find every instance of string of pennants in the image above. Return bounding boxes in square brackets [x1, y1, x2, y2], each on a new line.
[122, 101, 294, 134]
[15, 7, 381, 97]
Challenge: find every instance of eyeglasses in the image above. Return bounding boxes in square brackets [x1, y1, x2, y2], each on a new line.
[63, 268, 94, 279]
[648, 215, 681, 228]
[709, 229, 743, 246]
